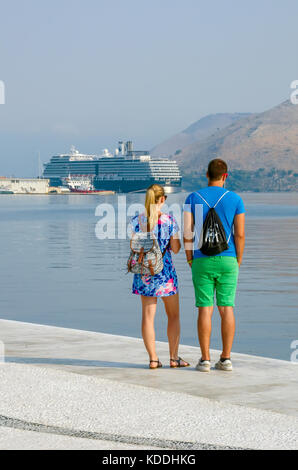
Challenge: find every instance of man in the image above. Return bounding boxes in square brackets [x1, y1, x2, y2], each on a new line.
[184, 159, 245, 372]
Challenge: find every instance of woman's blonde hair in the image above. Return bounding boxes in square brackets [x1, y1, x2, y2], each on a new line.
[145, 184, 165, 231]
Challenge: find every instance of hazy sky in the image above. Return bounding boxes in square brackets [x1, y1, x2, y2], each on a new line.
[0, 0, 297, 176]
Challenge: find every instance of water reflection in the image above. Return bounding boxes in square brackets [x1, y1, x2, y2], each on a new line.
[0, 192, 297, 360]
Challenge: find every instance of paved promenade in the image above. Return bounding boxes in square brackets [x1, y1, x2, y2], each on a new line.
[0, 319, 297, 450]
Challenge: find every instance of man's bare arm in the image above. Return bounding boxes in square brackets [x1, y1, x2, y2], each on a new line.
[183, 211, 194, 267]
[234, 213, 245, 267]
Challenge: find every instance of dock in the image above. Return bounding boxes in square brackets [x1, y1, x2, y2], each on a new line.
[0, 319, 297, 450]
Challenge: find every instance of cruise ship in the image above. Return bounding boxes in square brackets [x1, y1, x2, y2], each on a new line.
[43, 141, 182, 193]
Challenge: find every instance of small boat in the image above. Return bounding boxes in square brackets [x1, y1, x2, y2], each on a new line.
[63, 175, 96, 194]
[63, 175, 100, 193]
[0, 189, 14, 194]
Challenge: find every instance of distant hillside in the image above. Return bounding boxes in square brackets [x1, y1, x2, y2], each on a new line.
[176, 100, 298, 173]
[154, 100, 298, 191]
[150, 113, 251, 158]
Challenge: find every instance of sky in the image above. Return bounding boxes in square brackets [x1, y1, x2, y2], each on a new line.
[0, 0, 297, 176]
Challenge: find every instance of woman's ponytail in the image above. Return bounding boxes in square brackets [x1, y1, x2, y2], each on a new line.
[145, 184, 165, 231]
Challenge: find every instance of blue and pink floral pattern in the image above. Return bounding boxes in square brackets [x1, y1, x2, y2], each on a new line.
[130, 213, 179, 297]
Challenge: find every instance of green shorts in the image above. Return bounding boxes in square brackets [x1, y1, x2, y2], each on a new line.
[191, 256, 239, 307]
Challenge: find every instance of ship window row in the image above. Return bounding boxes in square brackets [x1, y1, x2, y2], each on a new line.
[44, 168, 180, 175]
[45, 174, 181, 180]
[44, 171, 181, 177]
[44, 169, 181, 175]
[44, 173, 181, 178]
[45, 165, 180, 171]
[45, 161, 179, 168]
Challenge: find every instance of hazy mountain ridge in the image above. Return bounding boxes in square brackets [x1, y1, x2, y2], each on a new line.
[150, 112, 251, 158]
[174, 100, 298, 173]
[152, 100, 298, 191]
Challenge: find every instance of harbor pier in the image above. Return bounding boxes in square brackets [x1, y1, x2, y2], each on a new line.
[0, 319, 297, 450]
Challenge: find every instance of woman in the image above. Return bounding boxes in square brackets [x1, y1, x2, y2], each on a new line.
[130, 184, 190, 369]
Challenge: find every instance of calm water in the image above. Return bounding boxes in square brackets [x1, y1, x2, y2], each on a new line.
[0, 192, 298, 361]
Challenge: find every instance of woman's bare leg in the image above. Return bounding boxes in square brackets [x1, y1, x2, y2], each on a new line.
[141, 296, 159, 366]
[162, 293, 180, 360]
[162, 293, 188, 366]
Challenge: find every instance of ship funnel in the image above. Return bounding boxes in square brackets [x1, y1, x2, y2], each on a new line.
[126, 141, 133, 152]
[118, 141, 125, 155]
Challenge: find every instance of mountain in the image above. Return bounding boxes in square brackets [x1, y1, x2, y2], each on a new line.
[174, 100, 298, 173]
[150, 113, 251, 158]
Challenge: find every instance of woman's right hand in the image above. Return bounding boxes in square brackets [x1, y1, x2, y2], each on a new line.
[170, 236, 181, 254]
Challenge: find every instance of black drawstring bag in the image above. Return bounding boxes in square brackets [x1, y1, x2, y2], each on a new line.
[197, 191, 230, 256]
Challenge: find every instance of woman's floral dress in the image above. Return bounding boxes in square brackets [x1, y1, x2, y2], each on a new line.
[130, 213, 179, 297]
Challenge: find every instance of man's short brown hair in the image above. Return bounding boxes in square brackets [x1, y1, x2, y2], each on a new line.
[207, 159, 228, 181]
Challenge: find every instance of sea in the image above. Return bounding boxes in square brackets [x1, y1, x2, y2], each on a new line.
[0, 191, 297, 361]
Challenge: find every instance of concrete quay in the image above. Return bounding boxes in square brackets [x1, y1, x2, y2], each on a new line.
[0, 319, 297, 450]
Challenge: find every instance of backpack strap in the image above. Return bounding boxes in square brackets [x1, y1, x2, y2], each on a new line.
[158, 217, 171, 256]
[138, 247, 144, 264]
[137, 215, 170, 257]
[196, 192, 211, 208]
[196, 190, 229, 209]
[139, 213, 158, 234]
[213, 190, 229, 208]
[148, 259, 154, 276]
[138, 214, 148, 233]
[214, 191, 230, 244]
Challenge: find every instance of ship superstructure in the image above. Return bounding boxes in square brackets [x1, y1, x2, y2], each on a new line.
[43, 141, 182, 192]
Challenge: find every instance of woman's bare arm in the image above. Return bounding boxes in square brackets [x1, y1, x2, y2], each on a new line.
[170, 236, 181, 254]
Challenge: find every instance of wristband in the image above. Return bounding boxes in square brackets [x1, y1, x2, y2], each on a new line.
[187, 259, 193, 264]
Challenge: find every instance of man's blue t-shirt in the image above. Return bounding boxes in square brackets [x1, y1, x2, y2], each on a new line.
[184, 186, 245, 258]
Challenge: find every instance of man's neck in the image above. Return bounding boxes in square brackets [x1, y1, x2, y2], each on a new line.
[208, 180, 224, 188]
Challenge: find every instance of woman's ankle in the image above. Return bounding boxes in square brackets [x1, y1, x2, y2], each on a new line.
[149, 355, 159, 361]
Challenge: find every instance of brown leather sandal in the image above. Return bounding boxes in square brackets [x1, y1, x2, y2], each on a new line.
[149, 359, 162, 369]
[170, 357, 190, 368]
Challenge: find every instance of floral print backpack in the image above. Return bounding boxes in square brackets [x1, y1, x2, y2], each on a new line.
[127, 216, 168, 276]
